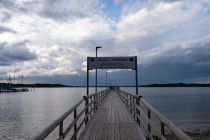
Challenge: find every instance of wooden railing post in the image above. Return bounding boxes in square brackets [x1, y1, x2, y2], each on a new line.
[124, 92, 126, 104]
[96, 94, 98, 110]
[100, 92, 102, 105]
[59, 121, 64, 139]
[161, 121, 165, 136]
[74, 108, 77, 140]
[90, 97, 92, 117]
[85, 96, 89, 125]
[94, 95, 96, 112]
[99, 93, 100, 105]
[133, 97, 135, 118]
[126, 93, 128, 107]
[99, 92, 101, 105]
[136, 96, 140, 125]
[101, 92, 103, 102]
[130, 95, 132, 113]
[147, 109, 151, 133]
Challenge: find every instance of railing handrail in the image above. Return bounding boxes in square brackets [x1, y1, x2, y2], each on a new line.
[141, 98, 192, 140]
[34, 89, 109, 140]
[34, 98, 84, 140]
[117, 89, 192, 140]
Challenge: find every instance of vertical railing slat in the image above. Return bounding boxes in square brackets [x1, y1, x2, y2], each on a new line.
[59, 121, 64, 139]
[74, 108, 77, 140]
[147, 109, 151, 133]
[161, 121, 165, 136]
[85, 96, 88, 125]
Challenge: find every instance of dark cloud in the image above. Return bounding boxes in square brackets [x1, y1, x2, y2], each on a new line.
[41, 10, 87, 21]
[0, 0, 97, 21]
[143, 36, 210, 67]
[137, 36, 210, 84]
[0, 41, 37, 66]
[0, 0, 15, 8]
[0, 11, 12, 22]
[140, 64, 210, 84]
[39, 0, 98, 21]
[0, 0, 24, 12]
[0, 0, 28, 15]
[0, 25, 16, 33]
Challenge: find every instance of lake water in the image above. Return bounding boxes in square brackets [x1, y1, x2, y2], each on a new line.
[0, 87, 210, 139]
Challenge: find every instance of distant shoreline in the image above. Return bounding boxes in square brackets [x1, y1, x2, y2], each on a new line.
[140, 83, 210, 87]
[1, 83, 210, 88]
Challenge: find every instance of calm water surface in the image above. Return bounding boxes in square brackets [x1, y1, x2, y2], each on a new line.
[0, 87, 210, 139]
[123, 87, 210, 131]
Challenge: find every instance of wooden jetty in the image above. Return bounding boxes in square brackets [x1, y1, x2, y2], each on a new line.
[34, 88, 192, 140]
[79, 90, 146, 140]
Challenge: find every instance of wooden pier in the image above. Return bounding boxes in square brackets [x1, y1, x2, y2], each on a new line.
[79, 91, 146, 140]
[34, 88, 192, 140]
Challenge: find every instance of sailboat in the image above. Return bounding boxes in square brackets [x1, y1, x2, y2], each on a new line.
[0, 75, 29, 93]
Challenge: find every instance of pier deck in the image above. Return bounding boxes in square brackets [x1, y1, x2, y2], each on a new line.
[79, 91, 145, 140]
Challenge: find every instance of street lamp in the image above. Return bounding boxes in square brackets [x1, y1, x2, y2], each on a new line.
[106, 71, 109, 89]
[96, 46, 102, 94]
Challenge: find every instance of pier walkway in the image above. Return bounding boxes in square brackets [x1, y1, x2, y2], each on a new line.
[79, 91, 145, 140]
[34, 88, 192, 140]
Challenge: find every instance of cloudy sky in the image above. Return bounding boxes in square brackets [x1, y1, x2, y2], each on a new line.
[0, 0, 210, 85]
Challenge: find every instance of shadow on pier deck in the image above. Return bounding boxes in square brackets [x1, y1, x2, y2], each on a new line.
[79, 91, 145, 140]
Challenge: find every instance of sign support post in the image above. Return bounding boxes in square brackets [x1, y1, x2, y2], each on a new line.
[86, 58, 89, 124]
[87, 58, 89, 96]
[135, 56, 138, 96]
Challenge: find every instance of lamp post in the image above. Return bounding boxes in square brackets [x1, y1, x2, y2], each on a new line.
[106, 71, 108, 89]
[96, 46, 102, 94]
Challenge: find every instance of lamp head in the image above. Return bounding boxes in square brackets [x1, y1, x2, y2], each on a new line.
[96, 46, 102, 49]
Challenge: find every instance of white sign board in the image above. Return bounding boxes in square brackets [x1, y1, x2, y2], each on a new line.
[88, 57, 136, 70]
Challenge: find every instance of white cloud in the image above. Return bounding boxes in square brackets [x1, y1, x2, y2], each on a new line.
[116, 1, 204, 41]
[0, 0, 210, 83]
[0, 5, 115, 76]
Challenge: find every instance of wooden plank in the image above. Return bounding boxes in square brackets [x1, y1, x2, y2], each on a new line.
[94, 109, 105, 140]
[114, 124, 120, 140]
[101, 124, 109, 140]
[109, 124, 114, 140]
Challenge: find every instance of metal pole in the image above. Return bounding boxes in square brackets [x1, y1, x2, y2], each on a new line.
[135, 56, 140, 125]
[95, 46, 102, 94]
[86, 57, 89, 124]
[135, 56, 138, 96]
[87, 57, 89, 96]
[96, 49, 97, 94]
[106, 72, 108, 89]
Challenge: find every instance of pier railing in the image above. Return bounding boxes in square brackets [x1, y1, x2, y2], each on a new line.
[117, 89, 192, 140]
[34, 89, 110, 140]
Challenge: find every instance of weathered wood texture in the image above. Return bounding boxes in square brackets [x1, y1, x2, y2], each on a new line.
[79, 91, 146, 140]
